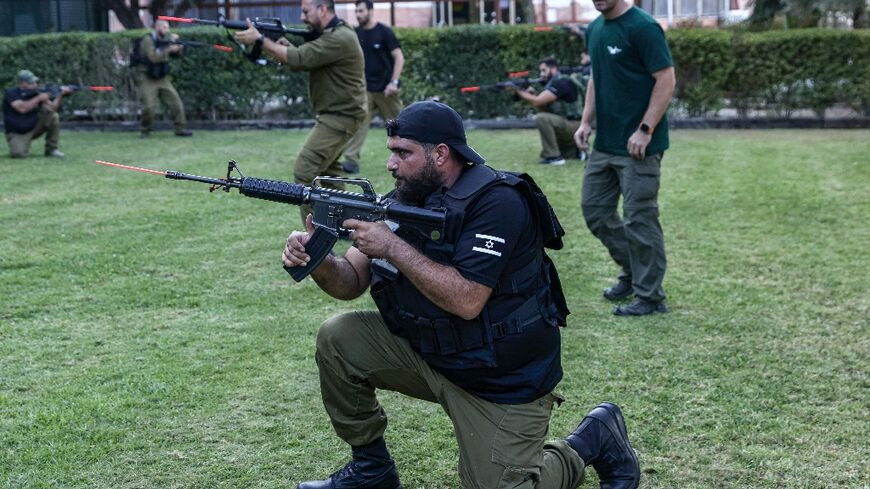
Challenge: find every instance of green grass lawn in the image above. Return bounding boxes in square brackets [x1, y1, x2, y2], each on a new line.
[1, 129, 868, 488]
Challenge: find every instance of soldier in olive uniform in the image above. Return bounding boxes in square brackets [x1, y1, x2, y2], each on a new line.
[574, 0, 676, 316]
[509, 57, 585, 166]
[235, 0, 367, 223]
[133, 19, 192, 138]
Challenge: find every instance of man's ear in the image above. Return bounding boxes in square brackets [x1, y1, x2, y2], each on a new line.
[434, 143, 451, 165]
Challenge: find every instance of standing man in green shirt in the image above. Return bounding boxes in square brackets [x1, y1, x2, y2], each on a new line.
[234, 0, 367, 223]
[133, 19, 193, 138]
[574, 0, 675, 316]
[340, 0, 405, 175]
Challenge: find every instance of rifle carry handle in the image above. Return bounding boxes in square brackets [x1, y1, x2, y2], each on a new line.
[284, 226, 339, 282]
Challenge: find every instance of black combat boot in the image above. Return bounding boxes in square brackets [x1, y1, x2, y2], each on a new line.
[613, 297, 668, 316]
[565, 402, 640, 489]
[603, 280, 633, 301]
[297, 437, 403, 489]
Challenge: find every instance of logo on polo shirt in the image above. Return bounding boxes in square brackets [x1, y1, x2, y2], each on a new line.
[472, 233, 505, 257]
[607, 45, 622, 55]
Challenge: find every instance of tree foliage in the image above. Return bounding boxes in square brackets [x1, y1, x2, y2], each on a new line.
[748, 0, 869, 28]
[0, 26, 867, 120]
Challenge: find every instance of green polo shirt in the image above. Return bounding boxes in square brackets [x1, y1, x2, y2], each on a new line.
[586, 7, 673, 156]
[284, 19, 367, 121]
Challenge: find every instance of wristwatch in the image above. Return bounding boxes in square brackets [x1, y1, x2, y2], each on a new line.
[391, 79, 401, 88]
[639, 122, 653, 135]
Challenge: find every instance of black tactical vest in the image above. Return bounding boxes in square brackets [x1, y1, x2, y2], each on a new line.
[370, 164, 568, 371]
[547, 74, 585, 120]
[130, 35, 170, 80]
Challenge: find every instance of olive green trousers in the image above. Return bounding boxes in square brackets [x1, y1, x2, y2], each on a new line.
[5, 108, 60, 157]
[342, 91, 403, 166]
[314, 310, 586, 489]
[136, 74, 187, 134]
[581, 150, 667, 301]
[535, 112, 581, 160]
[293, 113, 364, 222]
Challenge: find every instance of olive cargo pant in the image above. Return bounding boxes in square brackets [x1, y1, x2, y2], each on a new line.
[136, 74, 187, 134]
[294, 113, 364, 222]
[5, 108, 60, 157]
[342, 91, 403, 166]
[581, 150, 667, 301]
[315, 310, 586, 489]
[535, 113, 581, 160]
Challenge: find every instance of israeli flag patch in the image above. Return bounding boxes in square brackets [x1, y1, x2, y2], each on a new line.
[472, 233, 505, 257]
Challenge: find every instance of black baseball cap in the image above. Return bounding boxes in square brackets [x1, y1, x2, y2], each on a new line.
[386, 101, 485, 165]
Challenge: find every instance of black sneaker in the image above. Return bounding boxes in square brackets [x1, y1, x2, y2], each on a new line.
[566, 402, 640, 489]
[297, 438, 403, 489]
[613, 298, 668, 316]
[296, 459, 403, 489]
[174, 130, 193, 137]
[341, 161, 360, 174]
[539, 156, 566, 166]
[603, 280, 633, 301]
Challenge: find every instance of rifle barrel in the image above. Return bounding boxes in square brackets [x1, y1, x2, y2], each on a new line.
[165, 171, 239, 188]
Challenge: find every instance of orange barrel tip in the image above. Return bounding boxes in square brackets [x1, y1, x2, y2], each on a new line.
[459, 86, 481, 93]
[95, 160, 167, 176]
[158, 15, 194, 22]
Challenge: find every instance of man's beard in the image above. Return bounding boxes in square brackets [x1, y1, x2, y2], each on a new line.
[393, 151, 443, 206]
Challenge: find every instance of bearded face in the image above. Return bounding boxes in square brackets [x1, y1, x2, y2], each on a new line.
[393, 147, 443, 206]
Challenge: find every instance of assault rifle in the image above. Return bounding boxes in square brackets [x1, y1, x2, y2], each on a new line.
[532, 24, 588, 37]
[154, 38, 234, 53]
[23, 84, 113, 99]
[459, 66, 590, 94]
[459, 71, 542, 93]
[94, 160, 447, 282]
[159, 14, 316, 64]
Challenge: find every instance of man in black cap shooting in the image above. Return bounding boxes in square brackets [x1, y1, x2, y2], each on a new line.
[3, 69, 71, 158]
[281, 100, 641, 489]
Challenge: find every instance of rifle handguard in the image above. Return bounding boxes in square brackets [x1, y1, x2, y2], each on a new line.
[239, 177, 307, 204]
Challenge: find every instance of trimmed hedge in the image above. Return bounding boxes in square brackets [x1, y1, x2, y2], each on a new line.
[0, 26, 867, 120]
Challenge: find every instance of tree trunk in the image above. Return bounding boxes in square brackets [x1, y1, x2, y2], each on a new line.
[102, 0, 144, 29]
[149, 0, 200, 18]
[853, 1, 868, 28]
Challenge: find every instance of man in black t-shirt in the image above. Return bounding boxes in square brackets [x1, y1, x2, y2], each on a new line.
[340, 0, 405, 174]
[509, 57, 584, 166]
[3, 70, 71, 158]
[282, 101, 640, 489]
